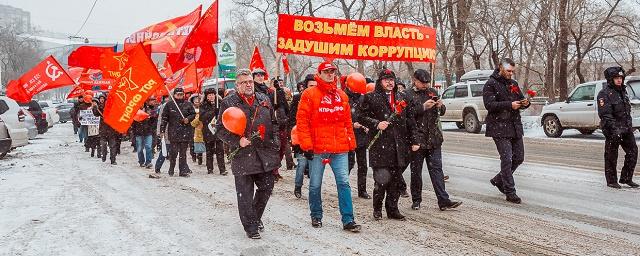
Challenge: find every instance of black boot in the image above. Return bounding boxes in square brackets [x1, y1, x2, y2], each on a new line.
[358, 191, 371, 199]
[506, 194, 521, 204]
[294, 186, 302, 199]
[387, 211, 406, 221]
[620, 180, 640, 188]
[373, 210, 383, 220]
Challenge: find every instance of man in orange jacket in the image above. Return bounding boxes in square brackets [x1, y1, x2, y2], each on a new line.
[296, 61, 361, 232]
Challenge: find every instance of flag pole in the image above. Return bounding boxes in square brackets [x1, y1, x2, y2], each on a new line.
[164, 83, 186, 119]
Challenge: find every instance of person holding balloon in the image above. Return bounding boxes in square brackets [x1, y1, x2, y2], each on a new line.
[215, 68, 281, 239]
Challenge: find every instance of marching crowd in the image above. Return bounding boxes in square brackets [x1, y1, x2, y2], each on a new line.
[67, 58, 638, 239]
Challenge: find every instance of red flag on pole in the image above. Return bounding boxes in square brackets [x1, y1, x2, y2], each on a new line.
[102, 44, 164, 133]
[6, 55, 75, 103]
[124, 6, 201, 53]
[68, 46, 115, 69]
[167, 0, 219, 71]
[181, 62, 199, 93]
[282, 54, 291, 74]
[249, 46, 268, 80]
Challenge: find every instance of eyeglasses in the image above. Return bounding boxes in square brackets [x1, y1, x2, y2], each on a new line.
[237, 80, 253, 86]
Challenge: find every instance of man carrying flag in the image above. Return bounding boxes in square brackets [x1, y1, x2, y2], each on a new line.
[160, 87, 197, 177]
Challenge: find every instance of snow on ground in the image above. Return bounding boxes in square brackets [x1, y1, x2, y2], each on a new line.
[1, 123, 640, 255]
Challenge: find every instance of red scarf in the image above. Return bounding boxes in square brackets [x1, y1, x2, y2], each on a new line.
[238, 93, 255, 106]
[314, 75, 345, 123]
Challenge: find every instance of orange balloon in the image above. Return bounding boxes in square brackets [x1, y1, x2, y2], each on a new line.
[133, 110, 149, 122]
[346, 72, 367, 94]
[84, 90, 94, 96]
[366, 83, 375, 93]
[290, 125, 299, 145]
[222, 107, 247, 136]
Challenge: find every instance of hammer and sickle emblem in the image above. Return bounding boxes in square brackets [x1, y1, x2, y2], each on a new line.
[45, 61, 63, 81]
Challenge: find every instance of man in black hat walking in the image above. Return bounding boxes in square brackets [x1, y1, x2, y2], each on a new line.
[597, 66, 639, 189]
[406, 69, 462, 211]
[483, 58, 530, 204]
[160, 87, 197, 177]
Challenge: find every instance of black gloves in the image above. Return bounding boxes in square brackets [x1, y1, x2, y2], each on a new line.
[292, 145, 302, 154]
[303, 150, 314, 160]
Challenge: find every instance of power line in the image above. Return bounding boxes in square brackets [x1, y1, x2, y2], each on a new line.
[72, 0, 99, 37]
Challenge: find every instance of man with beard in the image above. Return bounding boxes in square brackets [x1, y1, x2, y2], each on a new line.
[483, 58, 530, 204]
[406, 69, 462, 211]
[215, 69, 280, 239]
[357, 68, 411, 221]
[199, 88, 228, 175]
[160, 87, 197, 177]
[597, 66, 639, 189]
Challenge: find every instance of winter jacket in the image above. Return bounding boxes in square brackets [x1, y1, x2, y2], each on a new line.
[191, 110, 205, 143]
[406, 87, 445, 149]
[256, 81, 289, 128]
[357, 79, 412, 168]
[131, 104, 157, 136]
[482, 69, 529, 138]
[160, 99, 196, 143]
[93, 102, 119, 138]
[345, 88, 369, 149]
[288, 93, 303, 129]
[156, 102, 170, 144]
[199, 88, 222, 143]
[296, 75, 356, 154]
[215, 92, 281, 176]
[597, 79, 633, 137]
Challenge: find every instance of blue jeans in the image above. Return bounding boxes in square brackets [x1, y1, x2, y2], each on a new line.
[155, 143, 171, 171]
[294, 153, 308, 188]
[136, 135, 154, 165]
[78, 126, 87, 143]
[308, 153, 354, 224]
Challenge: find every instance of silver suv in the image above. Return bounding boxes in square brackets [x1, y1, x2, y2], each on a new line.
[440, 70, 492, 133]
[540, 76, 640, 137]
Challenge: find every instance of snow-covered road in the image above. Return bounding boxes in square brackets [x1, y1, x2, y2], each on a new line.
[1, 123, 639, 255]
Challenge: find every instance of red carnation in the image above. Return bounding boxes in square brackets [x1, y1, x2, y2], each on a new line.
[322, 158, 331, 165]
[527, 89, 537, 97]
[258, 124, 266, 140]
[510, 85, 520, 94]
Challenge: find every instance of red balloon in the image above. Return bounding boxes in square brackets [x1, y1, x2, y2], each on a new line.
[84, 90, 94, 96]
[346, 73, 367, 94]
[222, 107, 247, 136]
[366, 83, 375, 93]
[290, 125, 299, 145]
[133, 110, 149, 122]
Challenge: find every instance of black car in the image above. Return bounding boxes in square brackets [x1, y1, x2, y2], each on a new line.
[19, 100, 48, 134]
[56, 103, 74, 123]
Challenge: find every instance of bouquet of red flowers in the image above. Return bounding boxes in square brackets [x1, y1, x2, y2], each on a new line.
[368, 100, 408, 150]
[227, 124, 266, 161]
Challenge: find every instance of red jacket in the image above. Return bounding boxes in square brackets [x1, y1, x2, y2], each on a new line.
[296, 75, 356, 153]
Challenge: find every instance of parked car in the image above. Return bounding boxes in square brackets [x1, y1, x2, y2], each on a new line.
[21, 107, 38, 139]
[0, 96, 29, 149]
[441, 81, 488, 133]
[38, 101, 59, 127]
[55, 103, 74, 123]
[19, 100, 48, 134]
[540, 76, 640, 137]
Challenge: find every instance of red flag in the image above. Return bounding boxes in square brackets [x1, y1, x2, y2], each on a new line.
[167, 1, 219, 71]
[282, 54, 291, 74]
[6, 55, 75, 103]
[159, 58, 174, 79]
[67, 67, 85, 83]
[68, 46, 115, 69]
[124, 6, 202, 53]
[67, 85, 86, 99]
[181, 62, 199, 93]
[250, 46, 268, 80]
[102, 44, 164, 133]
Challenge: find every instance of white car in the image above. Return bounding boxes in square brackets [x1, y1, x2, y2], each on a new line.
[0, 96, 29, 148]
[540, 76, 640, 137]
[21, 107, 38, 140]
[440, 81, 489, 133]
[38, 101, 59, 127]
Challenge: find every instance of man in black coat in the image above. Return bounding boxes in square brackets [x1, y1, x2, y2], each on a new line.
[199, 88, 228, 175]
[215, 69, 280, 239]
[407, 69, 462, 211]
[345, 85, 371, 199]
[597, 66, 639, 189]
[93, 94, 120, 165]
[160, 87, 197, 177]
[357, 68, 413, 221]
[483, 58, 530, 204]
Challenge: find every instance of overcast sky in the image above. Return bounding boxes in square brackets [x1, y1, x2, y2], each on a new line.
[1, 0, 232, 43]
